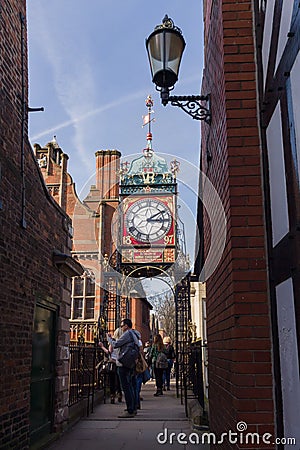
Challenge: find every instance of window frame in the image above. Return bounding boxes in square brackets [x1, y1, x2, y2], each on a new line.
[71, 269, 95, 320]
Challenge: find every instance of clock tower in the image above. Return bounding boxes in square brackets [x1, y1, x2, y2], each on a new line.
[119, 96, 179, 277]
[118, 97, 191, 398]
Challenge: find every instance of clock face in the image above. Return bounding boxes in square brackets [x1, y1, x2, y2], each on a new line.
[125, 198, 172, 243]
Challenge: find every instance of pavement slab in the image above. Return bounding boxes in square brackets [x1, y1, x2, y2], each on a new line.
[48, 380, 210, 450]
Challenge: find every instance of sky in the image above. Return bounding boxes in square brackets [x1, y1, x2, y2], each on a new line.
[27, 0, 204, 267]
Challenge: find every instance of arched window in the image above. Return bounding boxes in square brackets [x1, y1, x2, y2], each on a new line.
[71, 269, 95, 320]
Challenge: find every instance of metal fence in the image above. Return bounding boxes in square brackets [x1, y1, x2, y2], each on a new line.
[68, 339, 205, 421]
[183, 340, 205, 416]
[69, 343, 105, 415]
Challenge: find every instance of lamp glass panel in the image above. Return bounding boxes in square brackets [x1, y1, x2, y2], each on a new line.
[164, 32, 185, 75]
[147, 29, 185, 88]
[148, 33, 164, 77]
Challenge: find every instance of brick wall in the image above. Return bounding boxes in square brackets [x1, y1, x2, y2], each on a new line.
[0, 1, 79, 447]
[130, 296, 152, 344]
[36, 143, 152, 341]
[201, 1, 275, 447]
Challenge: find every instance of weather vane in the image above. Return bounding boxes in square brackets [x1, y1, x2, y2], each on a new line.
[142, 95, 155, 156]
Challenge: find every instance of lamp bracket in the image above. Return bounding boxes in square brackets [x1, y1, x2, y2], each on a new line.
[28, 106, 44, 112]
[168, 94, 211, 123]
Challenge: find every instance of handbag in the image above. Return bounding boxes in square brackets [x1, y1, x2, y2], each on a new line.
[135, 353, 148, 374]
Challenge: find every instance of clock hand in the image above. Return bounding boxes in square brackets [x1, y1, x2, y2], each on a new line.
[146, 210, 164, 221]
[150, 210, 164, 219]
[147, 217, 169, 223]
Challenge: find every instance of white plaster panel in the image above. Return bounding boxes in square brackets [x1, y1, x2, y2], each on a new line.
[290, 51, 300, 180]
[262, 0, 275, 87]
[275, 1, 294, 71]
[276, 278, 300, 443]
[266, 103, 289, 246]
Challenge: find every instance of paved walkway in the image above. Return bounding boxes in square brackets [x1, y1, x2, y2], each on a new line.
[48, 380, 210, 450]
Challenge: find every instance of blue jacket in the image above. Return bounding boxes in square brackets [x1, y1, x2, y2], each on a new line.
[108, 329, 141, 367]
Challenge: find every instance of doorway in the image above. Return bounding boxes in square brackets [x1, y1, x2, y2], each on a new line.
[30, 301, 57, 444]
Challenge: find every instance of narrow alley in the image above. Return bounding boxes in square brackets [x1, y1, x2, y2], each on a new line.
[47, 380, 210, 450]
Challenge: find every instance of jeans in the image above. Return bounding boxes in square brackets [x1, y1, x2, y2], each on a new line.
[117, 366, 137, 413]
[136, 373, 143, 408]
[163, 359, 173, 388]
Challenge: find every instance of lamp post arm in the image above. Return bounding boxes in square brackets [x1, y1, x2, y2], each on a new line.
[160, 88, 211, 123]
[162, 92, 211, 123]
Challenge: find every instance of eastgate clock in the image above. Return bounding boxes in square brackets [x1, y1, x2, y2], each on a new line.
[125, 198, 172, 243]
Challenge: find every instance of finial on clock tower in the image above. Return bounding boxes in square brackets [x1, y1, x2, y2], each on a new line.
[142, 95, 155, 154]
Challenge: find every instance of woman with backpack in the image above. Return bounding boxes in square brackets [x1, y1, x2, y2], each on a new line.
[149, 334, 168, 397]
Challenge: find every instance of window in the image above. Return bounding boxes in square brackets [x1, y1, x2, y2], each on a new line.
[72, 269, 95, 320]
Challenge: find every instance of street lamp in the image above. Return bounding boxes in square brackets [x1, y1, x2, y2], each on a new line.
[146, 15, 211, 123]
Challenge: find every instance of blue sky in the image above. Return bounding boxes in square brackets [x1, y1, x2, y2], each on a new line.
[27, 0, 204, 264]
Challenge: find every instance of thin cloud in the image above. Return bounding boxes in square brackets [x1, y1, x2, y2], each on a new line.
[29, 3, 202, 172]
[28, 3, 97, 169]
[30, 89, 150, 141]
[30, 73, 201, 142]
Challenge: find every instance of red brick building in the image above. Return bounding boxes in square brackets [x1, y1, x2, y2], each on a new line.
[196, 0, 300, 447]
[0, 1, 83, 448]
[34, 141, 152, 343]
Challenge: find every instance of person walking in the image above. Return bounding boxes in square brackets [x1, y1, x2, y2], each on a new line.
[143, 340, 154, 379]
[107, 318, 141, 418]
[98, 326, 123, 403]
[162, 336, 176, 391]
[149, 334, 168, 397]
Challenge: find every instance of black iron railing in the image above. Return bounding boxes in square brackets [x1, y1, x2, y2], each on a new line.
[187, 340, 205, 410]
[69, 343, 105, 415]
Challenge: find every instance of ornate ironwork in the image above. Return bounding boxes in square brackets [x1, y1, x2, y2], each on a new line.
[186, 341, 206, 422]
[174, 272, 192, 400]
[69, 342, 103, 415]
[70, 321, 98, 344]
[154, 14, 183, 34]
[120, 151, 176, 190]
[162, 93, 211, 123]
[170, 159, 180, 177]
[108, 250, 119, 271]
[96, 315, 107, 343]
[103, 275, 118, 333]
